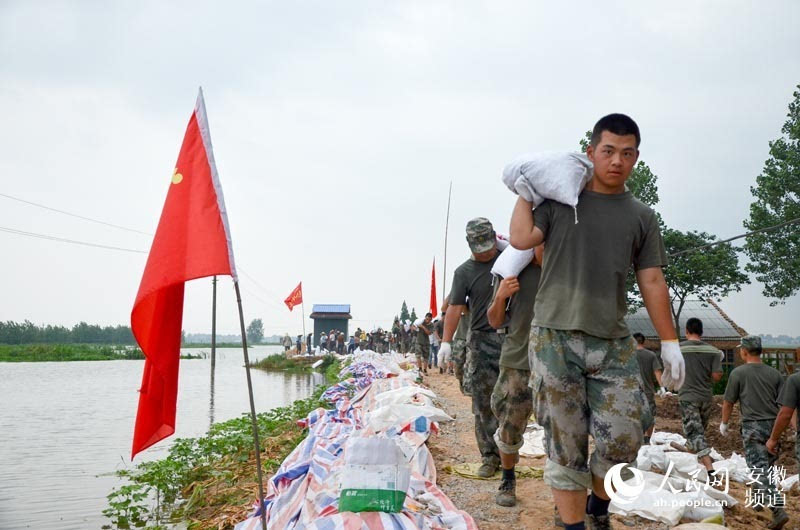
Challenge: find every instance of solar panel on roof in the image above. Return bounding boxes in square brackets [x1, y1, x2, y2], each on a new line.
[624, 300, 740, 339]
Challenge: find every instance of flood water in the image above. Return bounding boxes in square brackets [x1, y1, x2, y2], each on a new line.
[0, 345, 323, 529]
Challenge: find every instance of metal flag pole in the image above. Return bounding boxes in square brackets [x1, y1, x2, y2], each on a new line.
[442, 181, 452, 306]
[233, 280, 267, 530]
[210, 275, 217, 428]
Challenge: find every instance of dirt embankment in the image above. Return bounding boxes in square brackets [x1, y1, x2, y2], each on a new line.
[424, 371, 799, 530]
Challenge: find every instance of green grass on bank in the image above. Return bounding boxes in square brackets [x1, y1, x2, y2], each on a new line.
[103, 358, 345, 530]
[0, 344, 203, 362]
[251, 353, 311, 372]
[250, 354, 339, 375]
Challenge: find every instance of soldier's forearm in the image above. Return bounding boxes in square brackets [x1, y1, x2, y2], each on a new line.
[637, 268, 677, 341]
[721, 401, 733, 424]
[487, 298, 506, 329]
[769, 407, 795, 441]
[443, 304, 464, 342]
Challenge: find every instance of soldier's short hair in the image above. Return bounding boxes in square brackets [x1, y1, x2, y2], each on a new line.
[686, 317, 703, 336]
[590, 113, 641, 148]
[633, 333, 646, 345]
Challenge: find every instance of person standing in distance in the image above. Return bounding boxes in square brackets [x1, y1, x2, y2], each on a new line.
[486, 245, 542, 506]
[678, 317, 723, 473]
[720, 335, 788, 529]
[416, 313, 433, 374]
[510, 114, 684, 530]
[440, 217, 504, 478]
[633, 332, 663, 444]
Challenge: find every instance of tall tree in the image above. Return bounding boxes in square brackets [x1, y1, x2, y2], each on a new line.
[744, 85, 800, 304]
[663, 229, 750, 338]
[246, 318, 264, 344]
[410, 308, 418, 323]
[400, 301, 411, 322]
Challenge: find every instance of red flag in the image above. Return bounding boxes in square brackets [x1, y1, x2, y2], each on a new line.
[131, 89, 236, 459]
[284, 282, 303, 311]
[429, 258, 438, 318]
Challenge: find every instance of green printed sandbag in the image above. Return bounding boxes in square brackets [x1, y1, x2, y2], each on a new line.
[339, 437, 410, 513]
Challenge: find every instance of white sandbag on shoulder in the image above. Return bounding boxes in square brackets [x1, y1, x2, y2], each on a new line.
[491, 245, 535, 279]
[502, 152, 593, 207]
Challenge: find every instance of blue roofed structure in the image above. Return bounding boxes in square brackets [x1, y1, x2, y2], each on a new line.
[310, 304, 351, 316]
[309, 304, 352, 347]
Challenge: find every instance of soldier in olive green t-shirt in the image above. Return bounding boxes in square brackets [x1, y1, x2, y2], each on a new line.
[768, 372, 800, 464]
[678, 318, 723, 471]
[633, 333, 662, 443]
[721, 335, 788, 527]
[486, 257, 541, 506]
[508, 115, 682, 528]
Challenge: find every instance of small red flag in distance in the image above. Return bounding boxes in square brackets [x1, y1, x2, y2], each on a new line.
[429, 258, 438, 318]
[131, 89, 236, 459]
[284, 282, 303, 311]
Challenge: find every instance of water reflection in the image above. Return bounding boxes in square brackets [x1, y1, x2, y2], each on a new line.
[209, 359, 216, 428]
[0, 345, 316, 530]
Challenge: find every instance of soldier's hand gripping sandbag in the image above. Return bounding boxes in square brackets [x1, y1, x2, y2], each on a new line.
[659, 340, 685, 391]
[502, 152, 593, 208]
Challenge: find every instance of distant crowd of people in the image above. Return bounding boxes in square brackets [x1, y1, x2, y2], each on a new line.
[279, 318, 451, 372]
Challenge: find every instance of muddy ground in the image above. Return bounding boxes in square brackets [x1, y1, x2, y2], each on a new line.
[423, 370, 800, 529]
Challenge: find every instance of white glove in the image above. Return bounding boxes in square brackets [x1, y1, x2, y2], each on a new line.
[439, 342, 452, 359]
[719, 423, 729, 436]
[660, 340, 685, 391]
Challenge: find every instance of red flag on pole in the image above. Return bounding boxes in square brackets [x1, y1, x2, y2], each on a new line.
[284, 282, 303, 311]
[429, 258, 438, 318]
[131, 88, 236, 459]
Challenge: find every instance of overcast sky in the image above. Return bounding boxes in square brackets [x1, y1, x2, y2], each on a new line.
[1, 1, 799, 338]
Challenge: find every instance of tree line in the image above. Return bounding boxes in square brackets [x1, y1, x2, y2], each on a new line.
[0, 320, 136, 345]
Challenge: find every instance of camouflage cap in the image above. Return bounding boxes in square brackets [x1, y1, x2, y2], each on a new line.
[739, 335, 761, 351]
[465, 217, 496, 253]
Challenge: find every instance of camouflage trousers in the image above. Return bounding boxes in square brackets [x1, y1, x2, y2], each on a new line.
[530, 327, 651, 491]
[452, 337, 468, 395]
[796, 432, 800, 465]
[741, 420, 783, 513]
[491, 366, 533, 455]
[466, 330, 503, 467]
[415, 340, 430, 362]
[679, 400, 713, 458]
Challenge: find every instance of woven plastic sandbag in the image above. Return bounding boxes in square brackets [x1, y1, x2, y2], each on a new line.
[502, 152, 593, 208]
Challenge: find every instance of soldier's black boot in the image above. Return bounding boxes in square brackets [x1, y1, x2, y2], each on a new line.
[495, 475, 516, 506]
